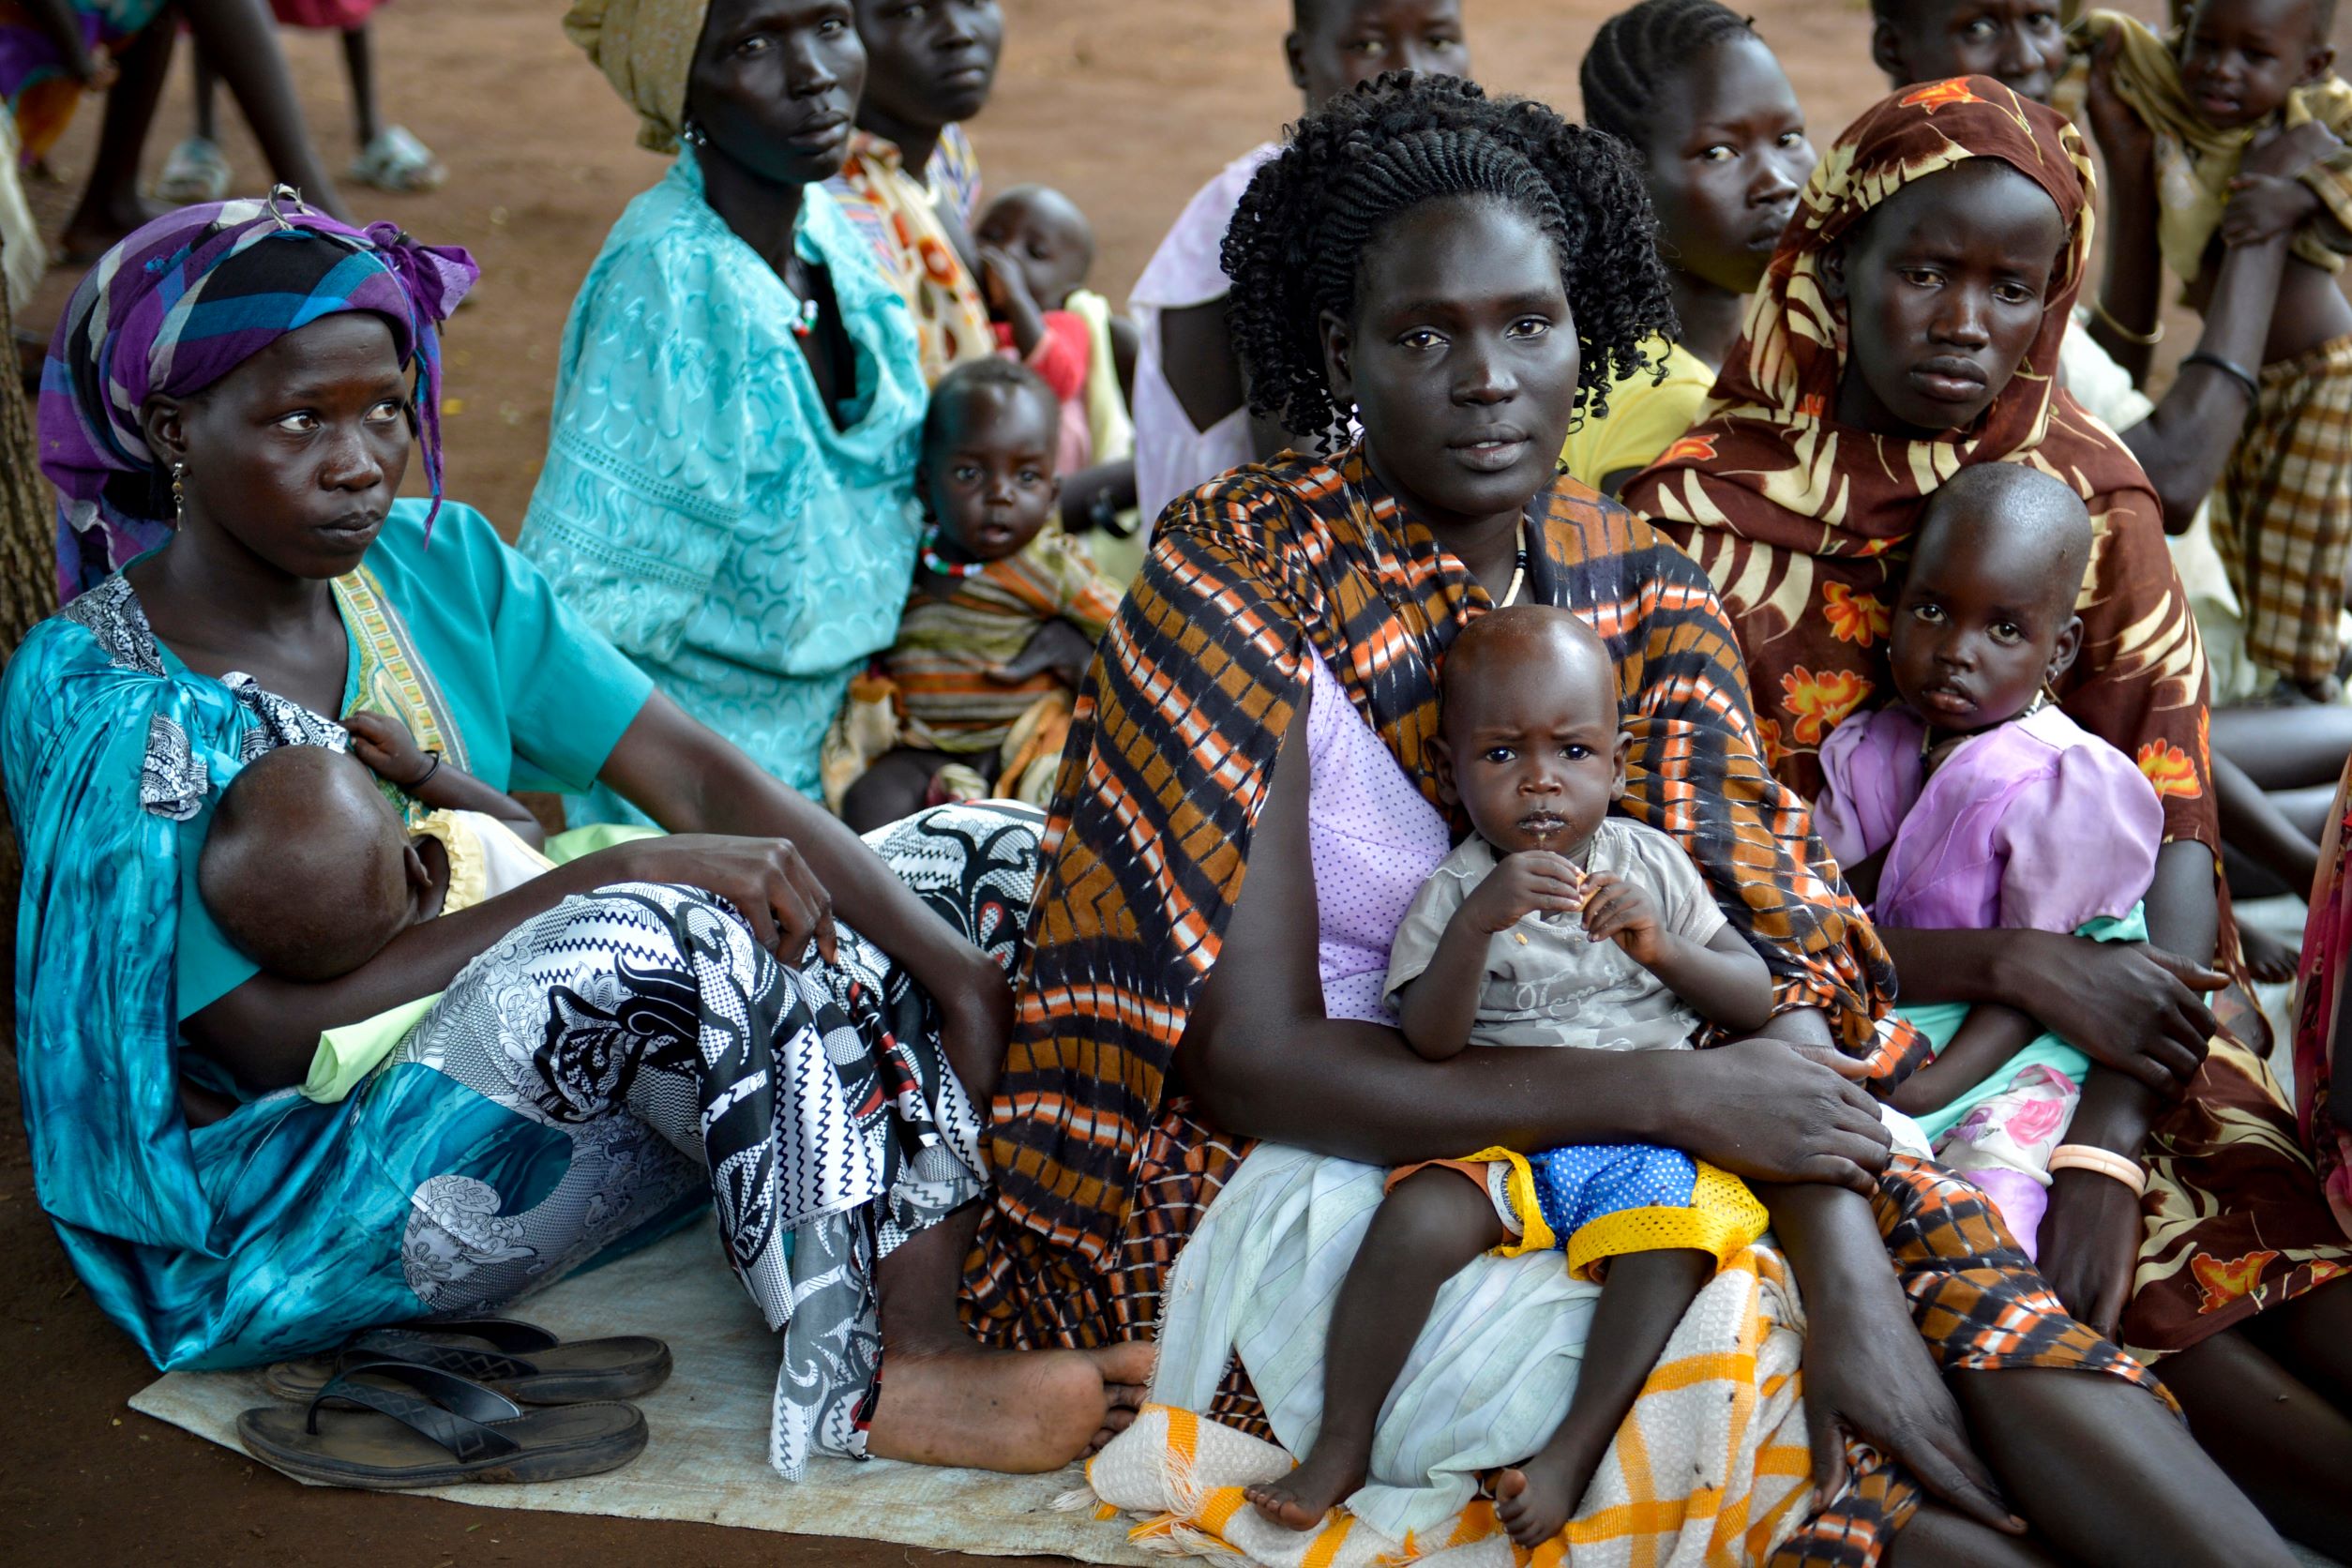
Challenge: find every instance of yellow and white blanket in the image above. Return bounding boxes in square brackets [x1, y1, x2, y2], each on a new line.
[1079, 1145, 1816, 1566]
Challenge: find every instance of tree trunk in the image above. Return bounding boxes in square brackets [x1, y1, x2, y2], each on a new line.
[0, 248, 52, 657]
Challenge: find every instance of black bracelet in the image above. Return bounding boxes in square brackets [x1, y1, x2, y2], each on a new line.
[2181, 350, 2262, 402]
[406, 751, 442, 791]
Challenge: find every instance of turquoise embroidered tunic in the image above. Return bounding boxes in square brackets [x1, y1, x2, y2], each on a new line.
[0, 502, 669, 1368]
[518, 146, 927, 812]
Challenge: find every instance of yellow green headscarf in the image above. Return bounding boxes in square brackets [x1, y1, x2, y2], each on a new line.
[563, 0, 710, 154]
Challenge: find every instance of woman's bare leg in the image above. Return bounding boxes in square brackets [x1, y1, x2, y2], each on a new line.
[2211, 705, 2352, 792]
[58, 21, 173, 260]
[178, 0, 348, 219]
[1884, 1502, 2069, 1568]
[1948, 1364, 2298, 1568]
[863, 1204, 1153, 1471]
[2159, 1285, 2352, 1557]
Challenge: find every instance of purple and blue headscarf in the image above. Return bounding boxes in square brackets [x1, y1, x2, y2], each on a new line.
[39, 189, 478, 603]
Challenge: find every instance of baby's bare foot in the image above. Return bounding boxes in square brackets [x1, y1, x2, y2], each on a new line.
[1495, 1450, 1592, 1549]
[1244, 1440, 1365, 1531]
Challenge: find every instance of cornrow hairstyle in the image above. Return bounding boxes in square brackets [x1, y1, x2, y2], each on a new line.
[1580, 0, 1762, 148]
[1222, 71, 1675, 442]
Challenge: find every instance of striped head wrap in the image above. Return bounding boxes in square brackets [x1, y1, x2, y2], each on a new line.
[40, 188, 478, 603]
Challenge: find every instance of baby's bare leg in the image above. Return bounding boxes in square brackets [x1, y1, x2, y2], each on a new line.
[1245, 1168, 1505, 1530]
[1497, 1248, 1712, 1548]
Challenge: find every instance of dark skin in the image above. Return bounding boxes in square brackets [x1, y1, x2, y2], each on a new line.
[849, 0, 1000, 274]
[1878, 11, 2294, 534]
[1823, 160, 2065, 442]
[972, 186, 1141, 539]
[689, 0, 867, 424]
[126, 166, 1147, 1496]
[1605, 35, 1814, 494]
[1865, 495, 2088, 1120]
[840, 382, 1078, 833]
[1871, 0, 2070, 105]
[54, 0, 352, 262]
[1248, 623, 1770, 1538]
[1189, 191, 2299, 1564]
[1156, 0, 1470, 457]
[1823, 159, 2227, 1347]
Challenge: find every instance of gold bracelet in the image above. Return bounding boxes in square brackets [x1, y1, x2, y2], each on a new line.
[2048, 1142, 2148, 1196]
[2091, 297, 2164, 347]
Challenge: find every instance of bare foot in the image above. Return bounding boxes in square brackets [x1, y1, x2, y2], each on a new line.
[1495, 1448, 1594, 1549]
[865, 1343, 1121, 1472]
[2241, 922, 2300, 985]
[1244, 1438, 1365, 1530]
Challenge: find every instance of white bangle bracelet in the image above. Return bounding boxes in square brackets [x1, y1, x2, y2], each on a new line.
[2047, 1142, 2148, 1196]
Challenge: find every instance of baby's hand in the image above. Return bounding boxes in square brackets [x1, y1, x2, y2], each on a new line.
[343, 710, 432, 788]
[2240, 119, 2344, 183]
[977, 244, 1030, 313]
[2224, 172, 2323, 247]
[1578, 871, 1668, 965]
[1462, 850, 1583, 935]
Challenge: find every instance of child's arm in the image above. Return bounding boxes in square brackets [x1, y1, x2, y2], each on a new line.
[1396, 852, 1584, 1060]
[1840, 845, 1888, 908]
[2084, 30, 2166, 383]
[1578, 872, 1774, 1033]
[978, 245, 1050, 359]
[2219, 121, 2340, 249]
[344, 711, 547, 849]
[1874, 1002, 2041, 1117]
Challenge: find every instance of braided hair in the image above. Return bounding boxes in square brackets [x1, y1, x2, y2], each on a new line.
[1222, 72, 1674, 441]
[1580, 0, 1763, 149]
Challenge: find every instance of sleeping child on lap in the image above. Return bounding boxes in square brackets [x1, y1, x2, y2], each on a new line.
[199, 712, 551, 983]
[1817, 464, 2164, 1255]
[1245, 605, 1774, 1546]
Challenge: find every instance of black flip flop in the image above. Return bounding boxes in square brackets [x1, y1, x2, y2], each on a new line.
[237, 1358, 646, 1489]
[264, 1318, 671, 1406]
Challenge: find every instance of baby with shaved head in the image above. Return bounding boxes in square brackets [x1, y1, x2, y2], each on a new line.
[1814, 460, 2168, 1258]
[1249, 601, 1775, 1545]
[200, 713, 551, 985]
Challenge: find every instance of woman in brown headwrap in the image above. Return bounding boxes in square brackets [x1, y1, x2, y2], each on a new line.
[1626, 78, 2352, 1551]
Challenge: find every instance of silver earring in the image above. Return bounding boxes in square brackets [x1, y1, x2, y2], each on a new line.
[171, 461, 187, 523]
[681, 118, 708, 149]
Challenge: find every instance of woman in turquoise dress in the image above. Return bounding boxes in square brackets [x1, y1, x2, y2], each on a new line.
[10, 182, 1142, 1484]
[517, 0, 928, 814]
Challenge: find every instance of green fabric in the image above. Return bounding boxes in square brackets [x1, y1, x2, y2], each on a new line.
[1901, 907, 2146, 1144]
[296, 822, 668, 1104]
[172, 502, 656, 1022]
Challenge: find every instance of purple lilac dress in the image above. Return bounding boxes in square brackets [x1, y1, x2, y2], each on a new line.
[1814, 701, 2164, 1254]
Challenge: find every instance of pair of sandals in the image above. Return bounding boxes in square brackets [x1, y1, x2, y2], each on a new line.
[156, 126, 446, 204]
[237, 1318, 670, 1490]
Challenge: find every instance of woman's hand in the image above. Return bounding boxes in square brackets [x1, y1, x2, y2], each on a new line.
[1799, 1276, 2026, 1535]
[2034, 1170, 2144, 1337]
[1672, 1036, 1893, 1195]
[612, 833, 838, 967]
[2003, 932, 2223, 1093]
[929, 948, 1016, 1108]
[2084, 29, 2153, 180]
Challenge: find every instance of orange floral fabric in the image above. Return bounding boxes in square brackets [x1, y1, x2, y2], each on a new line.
[1621, 77, 2218, 861]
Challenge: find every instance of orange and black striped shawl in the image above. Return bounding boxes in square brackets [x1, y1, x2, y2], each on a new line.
[965, 446, 1923, 1347]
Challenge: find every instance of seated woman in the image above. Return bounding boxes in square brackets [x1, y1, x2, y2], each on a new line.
[10, 193, 1142, 1489]
[965, 72, 2291, 1568]
[1872, 0, 2345, 976]
[519, 0, 927, 817]
[1564, 0, 1815, 497]
[1625, 77, 2352, 1556]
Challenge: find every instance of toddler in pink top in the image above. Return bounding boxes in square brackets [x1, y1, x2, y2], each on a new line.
[1815, 464, 2164, 1255]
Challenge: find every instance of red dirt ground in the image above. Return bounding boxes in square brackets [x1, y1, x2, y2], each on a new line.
[0, 0, 2248, 1563]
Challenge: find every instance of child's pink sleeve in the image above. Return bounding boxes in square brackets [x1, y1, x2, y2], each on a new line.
[1019, 310, 1092, 402]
